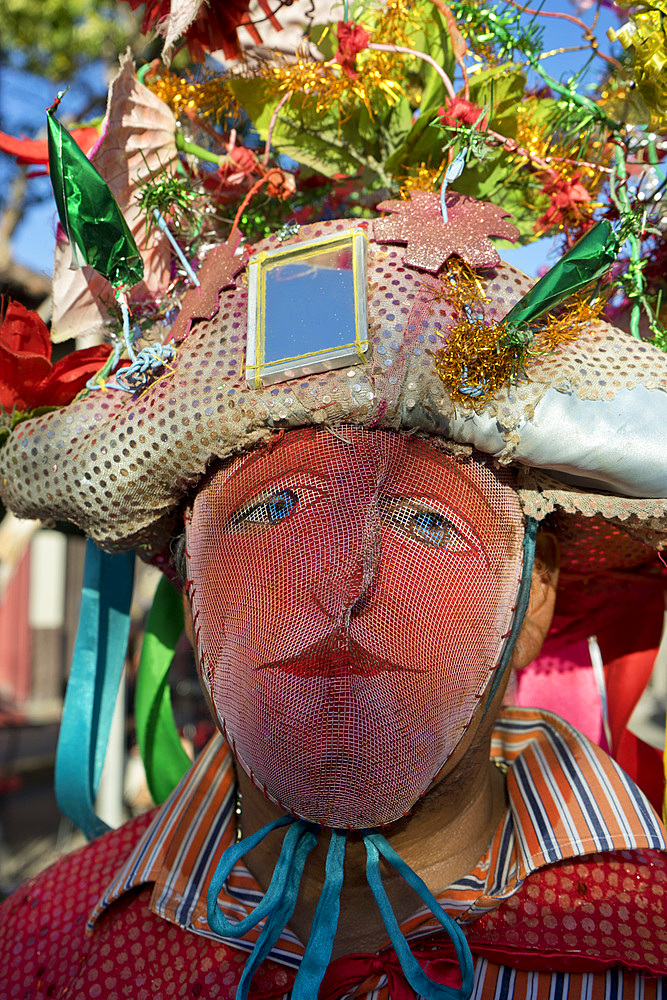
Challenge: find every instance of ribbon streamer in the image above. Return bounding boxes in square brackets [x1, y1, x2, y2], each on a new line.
[55, 540, 135, 840]
[135, 575, 191, 803]
[440, 150, 467, 224]
[207, 818, 475, 1000]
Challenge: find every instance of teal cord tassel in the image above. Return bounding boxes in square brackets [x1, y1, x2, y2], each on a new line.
[208, 816, 318, 1000]
[207, 814, 316, 936]
[365, 832, 473, 1000]
[207, 818, 474, 1000]
[291, 829, 346, 999]
[235, 822, 318, 998]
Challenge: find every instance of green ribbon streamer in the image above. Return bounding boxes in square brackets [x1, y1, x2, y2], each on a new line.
[47, 95, 144, 289]
[135, 575, 191, 803]
[502, 220, 619, 332]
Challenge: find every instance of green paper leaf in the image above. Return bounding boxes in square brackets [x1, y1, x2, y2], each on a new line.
[47, 102, 144, 289]
[503, 220, 619, 328]
[308, 21, 338, 61]
[384, 105, 444, 176]
[230, 2, 450, 187]
[229, 79, 385, 180]
[407, 2, 456, 110]
[380, 95, 414, 152]
[452, 146, 548, 242]
[467, 63, 526, 140]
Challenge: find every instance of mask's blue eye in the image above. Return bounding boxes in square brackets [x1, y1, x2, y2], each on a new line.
[229, 488, 298, 528]
[410, 509, 451, 546]
[381, 498, 466, 549]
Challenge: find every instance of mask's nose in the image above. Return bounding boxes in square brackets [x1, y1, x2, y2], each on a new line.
[311, 495, 383, 625]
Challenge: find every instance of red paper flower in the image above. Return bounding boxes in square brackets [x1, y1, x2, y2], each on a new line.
[0, 126, 99, 173]
[265, 168, 297, 200]
[217, 143, 260, 185]
[535, 172, 592, 235]
[439, 97, 487, 130]
[119, 0, 283, 61]
[0, 300, 111, 412]
[335, 21, 371, 79]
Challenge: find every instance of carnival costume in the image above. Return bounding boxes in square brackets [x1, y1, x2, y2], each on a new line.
[0, 2, 667, 998]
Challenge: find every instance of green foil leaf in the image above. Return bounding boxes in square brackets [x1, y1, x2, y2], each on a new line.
[502, 220, 619, 330]
[47, 96, 144, 289]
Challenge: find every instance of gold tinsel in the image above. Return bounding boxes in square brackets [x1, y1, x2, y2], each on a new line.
[515, 99, 609, 235]
[399, 162, 443, 198]
[432, 271, 606, 409]
[433, 257, 489, 313]
[516, 100, 609, 195]
[608, 4, 667, 120]
[249, 0, 417, 117]
[146, 69, 242, 122]
[255, 54, 403, 116]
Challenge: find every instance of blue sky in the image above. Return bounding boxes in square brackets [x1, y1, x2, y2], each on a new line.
[1, 1, 622, 280]
[1, 60, 107, 278]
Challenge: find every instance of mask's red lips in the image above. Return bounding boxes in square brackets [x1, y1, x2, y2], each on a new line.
[255, 629, 417, 678]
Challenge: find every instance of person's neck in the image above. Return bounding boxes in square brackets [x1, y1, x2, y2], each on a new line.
[235, 739, 506, 959]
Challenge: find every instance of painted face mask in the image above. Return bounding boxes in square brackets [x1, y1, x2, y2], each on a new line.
[186, 427, 526, 828]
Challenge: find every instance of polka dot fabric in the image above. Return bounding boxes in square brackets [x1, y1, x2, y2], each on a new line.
[2, 813, 666, 998]
[468, 848, 667, 975]
[1, 218, 665, 563]
[0, 810, 294, 1000]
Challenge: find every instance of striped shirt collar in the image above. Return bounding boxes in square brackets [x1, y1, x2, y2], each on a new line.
[89, 707, 666, 967]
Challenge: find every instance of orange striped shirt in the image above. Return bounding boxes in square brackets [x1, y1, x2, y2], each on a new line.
[89, 707, 667, 997]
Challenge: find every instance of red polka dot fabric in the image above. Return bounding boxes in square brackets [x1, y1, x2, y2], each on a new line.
[1, 814, 666, 999]
[0, 811, 293, 1000]
[468, 848, 667, 974]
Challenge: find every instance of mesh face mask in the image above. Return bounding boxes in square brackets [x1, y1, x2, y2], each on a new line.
[186, 427, 526, 829]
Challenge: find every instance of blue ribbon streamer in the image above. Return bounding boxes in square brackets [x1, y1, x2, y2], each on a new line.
[55, 540, 135, 840]
[364, 832, 474, 1000]
[207, 817, 475, 1000]
[291, 829, 346, 1000]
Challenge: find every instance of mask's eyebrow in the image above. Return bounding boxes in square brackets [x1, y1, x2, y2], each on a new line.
[388, 456, 523, 558]
[205, 456, 332, 516]
[449, 466, 505, 519]
[389, 459, 499, 514]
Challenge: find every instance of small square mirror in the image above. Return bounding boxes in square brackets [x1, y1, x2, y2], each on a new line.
[246, 228, 368, 388]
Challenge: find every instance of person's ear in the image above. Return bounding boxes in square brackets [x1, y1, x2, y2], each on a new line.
[510, 531, 559, 671]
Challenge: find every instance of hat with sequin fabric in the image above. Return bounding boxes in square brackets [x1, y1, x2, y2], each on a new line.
[1, 200, 666, 561]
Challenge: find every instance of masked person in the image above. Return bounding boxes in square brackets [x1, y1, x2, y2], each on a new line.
[1, 212, 666, 999]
